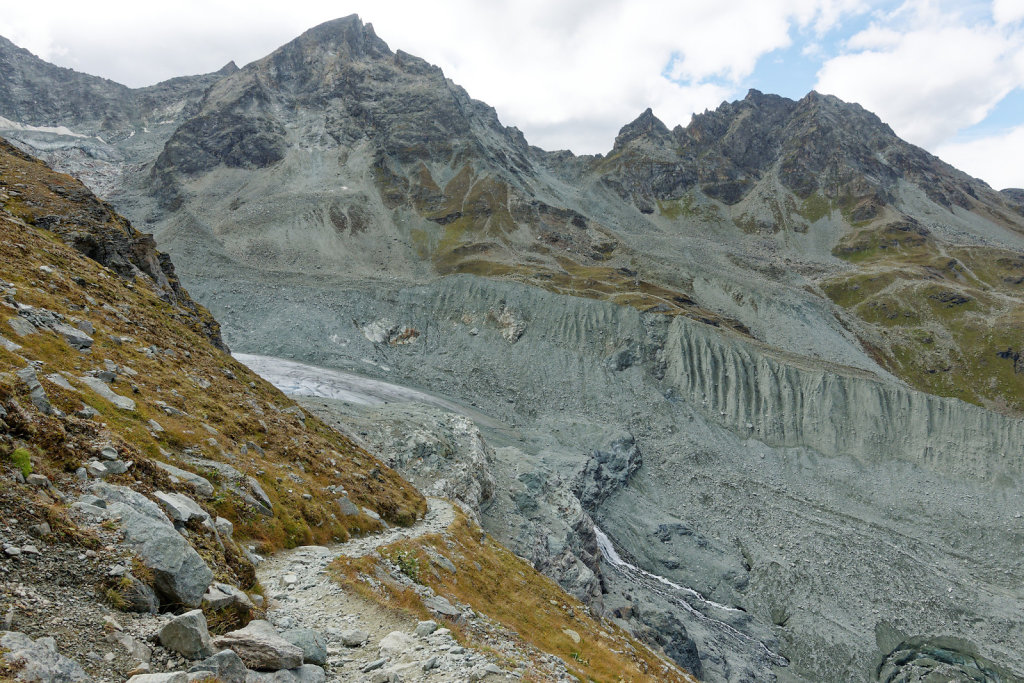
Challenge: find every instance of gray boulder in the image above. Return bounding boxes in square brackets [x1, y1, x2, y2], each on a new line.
[339, 629, 368, 647]
[212, 620, 303, 671]
[203, 582, 255, 611]
[158, 609, 213, 659]
[0, 631, 89, 682]
[51, 322, 92, 350]
[280, 629, 327, 666]
[91, 482, 213, 607]
[188, 650, 248, 683]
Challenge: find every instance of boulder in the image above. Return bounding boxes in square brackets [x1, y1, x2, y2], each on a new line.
[154, 462, 215, 499]
[112, 573, 160, 614]
[423, 595, 461, 618]
[378, 631, 416, 660]
[0, 631, 89, 682]
[414, 620, 438, 637]
[91, 482, 213, 607]
[158, 609, 213, 659]
[339, 629, 368, 647]
[212, 620, 303, 671]
[280, 629, 327, 666]
[188, 650, 248, 683]
[214, 517, 234, 539]
[203, 582, 255, 611]
[51, 322, 92, 350]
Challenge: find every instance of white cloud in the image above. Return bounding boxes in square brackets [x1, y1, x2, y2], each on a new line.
[936, 124, 1024, 189]
[993, 0, 1024, 24]
[816, 2, 1024, 146]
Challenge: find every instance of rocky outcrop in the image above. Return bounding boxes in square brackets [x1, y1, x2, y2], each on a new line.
[0, 137, 227, 350]
[0, 631, 89, 683]
[573, 432, 642, 511]
[89, 482, 213, 607]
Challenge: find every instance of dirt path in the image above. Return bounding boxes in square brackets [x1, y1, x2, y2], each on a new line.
[256, 498, 517, 682]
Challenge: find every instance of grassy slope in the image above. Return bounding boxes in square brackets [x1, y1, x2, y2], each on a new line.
[822, 218, 1024, 414]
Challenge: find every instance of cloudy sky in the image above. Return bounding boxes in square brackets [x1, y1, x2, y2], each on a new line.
[3, 0, 1023, 189]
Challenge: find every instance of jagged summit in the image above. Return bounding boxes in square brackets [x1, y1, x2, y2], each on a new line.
[216, 60, 239, 75]
[613, 107, 672, 149]
[291, 14, 391, 56]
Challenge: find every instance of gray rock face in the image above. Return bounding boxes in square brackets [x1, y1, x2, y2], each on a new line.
[212, 620, 304, 671]
[90, 482, 213, 607]
[572, 432, 642, 511]
[188, 649, 248, 683]
[279, 629, 327, 666]
[0, 631, 89, 682]
[158, 609, 214, 660]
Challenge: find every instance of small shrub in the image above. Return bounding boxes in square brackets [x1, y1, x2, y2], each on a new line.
[10, 448, 31, 478]
[388, 549, 422, 583]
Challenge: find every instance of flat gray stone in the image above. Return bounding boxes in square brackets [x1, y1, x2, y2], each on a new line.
[80, 376, 135, 411]
[51, 322, 92, 350]
[7, 317, 37, 337]
[212, 620, 303, 672]
[154, 462, 215, 499]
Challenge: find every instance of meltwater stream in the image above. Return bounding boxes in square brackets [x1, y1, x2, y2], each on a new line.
[595, 527, 789, 669]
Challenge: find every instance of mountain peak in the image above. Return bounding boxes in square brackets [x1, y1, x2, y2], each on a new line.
[216, 60, 239, 75]
[613, 107, 671, 149]
[293, 14, 391, 57]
